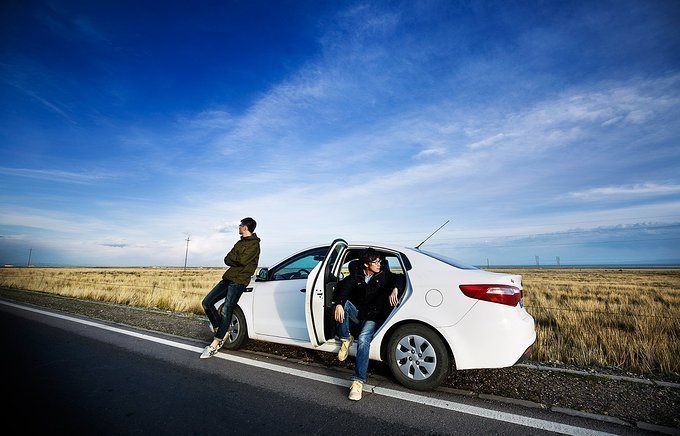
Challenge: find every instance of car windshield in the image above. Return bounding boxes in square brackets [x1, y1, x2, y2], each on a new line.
[416, 249, 478, 270]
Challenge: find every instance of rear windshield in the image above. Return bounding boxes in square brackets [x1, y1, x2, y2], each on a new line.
[417, 249, 479, 270]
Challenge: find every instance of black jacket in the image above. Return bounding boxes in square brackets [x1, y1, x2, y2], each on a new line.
[335, 260, 405, 323]
[222, 233, 261, 285]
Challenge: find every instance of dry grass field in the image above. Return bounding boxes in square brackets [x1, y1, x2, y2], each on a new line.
[0, 267, 223, 315]
[1, 266, 678, 375]
[494, 267, 680, 375]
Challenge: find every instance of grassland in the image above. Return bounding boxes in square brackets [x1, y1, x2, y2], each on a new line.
[1, 266, 678, 375]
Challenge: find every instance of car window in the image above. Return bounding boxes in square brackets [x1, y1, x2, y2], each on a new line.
[338, 252, 405, 278]
[416, 249, 478, 270]
[271, 247, 328, 281]
[383, 255, 404, 274]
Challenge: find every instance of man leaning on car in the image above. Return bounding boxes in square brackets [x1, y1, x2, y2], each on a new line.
[199, 217, 261, 359]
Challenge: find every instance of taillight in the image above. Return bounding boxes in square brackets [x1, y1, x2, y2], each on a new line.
[459, 284, 522, 306]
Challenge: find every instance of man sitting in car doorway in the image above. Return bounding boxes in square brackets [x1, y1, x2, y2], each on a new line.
[334, 247, 405, 401]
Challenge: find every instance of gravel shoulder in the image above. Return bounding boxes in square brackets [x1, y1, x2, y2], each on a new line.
[2, 287, 679, 430]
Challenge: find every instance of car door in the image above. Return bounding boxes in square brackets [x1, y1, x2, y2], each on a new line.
[252, 247, 327, 341]
[305, 239, 347, 346]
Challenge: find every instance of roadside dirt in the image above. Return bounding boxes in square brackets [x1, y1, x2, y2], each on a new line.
[2, 287, 678, 429]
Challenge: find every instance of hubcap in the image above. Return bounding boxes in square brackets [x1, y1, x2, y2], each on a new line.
[394, 334, 437, 380]
[227, 315, 240, 343]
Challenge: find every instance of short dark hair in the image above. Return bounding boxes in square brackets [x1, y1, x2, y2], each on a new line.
[240, 217, 256, 233]
[359, 247, 379, 265]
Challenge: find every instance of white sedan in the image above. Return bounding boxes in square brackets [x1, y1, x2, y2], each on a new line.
[216, 239, 536, 390]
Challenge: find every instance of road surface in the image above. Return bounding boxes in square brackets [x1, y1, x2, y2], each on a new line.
[1, 301, 649, 435]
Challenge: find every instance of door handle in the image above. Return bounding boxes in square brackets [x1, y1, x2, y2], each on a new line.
[299, 288, 306, 293]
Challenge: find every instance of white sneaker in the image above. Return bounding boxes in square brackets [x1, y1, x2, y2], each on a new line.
[199, 339, 224, 359]
[348, 380, 363, 401]
[200, 345, 218, 359]
[338, 336, 353, 362]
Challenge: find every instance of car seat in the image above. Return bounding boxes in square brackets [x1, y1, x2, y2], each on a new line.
[348, 259, 362, 276]
[380, 256, 389, 272]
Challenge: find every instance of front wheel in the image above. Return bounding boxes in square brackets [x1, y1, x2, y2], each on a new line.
[386, 324, 451, 390]
[216, 305, 248, 350]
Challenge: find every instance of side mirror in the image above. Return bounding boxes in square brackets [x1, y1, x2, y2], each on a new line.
[256, 267, 269, 281]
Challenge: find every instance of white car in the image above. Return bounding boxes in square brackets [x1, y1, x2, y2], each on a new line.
[216, 239, 536, 390]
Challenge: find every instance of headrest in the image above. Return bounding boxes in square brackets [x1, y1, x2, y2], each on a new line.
[348, 259, 362, 275]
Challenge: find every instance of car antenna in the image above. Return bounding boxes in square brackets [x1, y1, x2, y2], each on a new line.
[415, 219, 450, 249]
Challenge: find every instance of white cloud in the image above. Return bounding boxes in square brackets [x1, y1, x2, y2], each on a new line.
[414, 147, 446, 159]
[467, 133, 508, 149]
[0, 167, 116, 184]
[216, 221, 241, 234]
[569, 183, 680, 200]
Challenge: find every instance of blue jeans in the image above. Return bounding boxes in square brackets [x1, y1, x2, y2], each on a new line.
[202, 279, 245, 340]
[338, 300, 379, 384]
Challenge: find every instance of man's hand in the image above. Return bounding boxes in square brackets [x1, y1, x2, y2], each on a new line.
[334, 304, 345, 323]
[389, 288, 399, 306]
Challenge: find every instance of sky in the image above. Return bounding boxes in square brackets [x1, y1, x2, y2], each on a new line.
[1, 0, 679, 267]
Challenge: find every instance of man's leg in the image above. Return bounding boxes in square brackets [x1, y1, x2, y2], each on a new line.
[215, 281, 246, 340]
[201, 280, 228, 331]
[338, 300, 359, 361]
[349, 320, 379, 400]
[337, 300, 360, 339]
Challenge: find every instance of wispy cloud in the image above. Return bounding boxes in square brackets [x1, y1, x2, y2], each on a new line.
[216, 222, 241, 234]
[0, 167, 115, 184]
[569, 183, 680, 200]
[100, 243, 127, 248]
[0, 61, 78, 124]
[414, 147, 446, 159]
[40, 4, 113, 48]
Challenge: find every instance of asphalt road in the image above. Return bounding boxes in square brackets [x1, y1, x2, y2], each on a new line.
[1, 302, 651, 435]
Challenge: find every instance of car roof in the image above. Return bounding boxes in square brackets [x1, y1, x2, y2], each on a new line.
[348, 241, 416, 252]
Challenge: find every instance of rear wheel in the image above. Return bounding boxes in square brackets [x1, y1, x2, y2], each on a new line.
[216, 305, 248, 349]
[386, 324, 451, 390]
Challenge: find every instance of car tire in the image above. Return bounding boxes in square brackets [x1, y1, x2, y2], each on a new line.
[386, 324, 451, 390]
[216, 305, 248, 350]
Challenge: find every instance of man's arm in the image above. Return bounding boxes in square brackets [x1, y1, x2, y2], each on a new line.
[334, 276, 355, 323]
[334, 303, 345, 323]
[387, 272, 406, 307]
[334, 277, 352, 308]
[224, 242, 259, 268]
[224, 246, 242, 267]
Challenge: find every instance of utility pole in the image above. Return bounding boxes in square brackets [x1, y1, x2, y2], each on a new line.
[184, 235, 191, 271]
[486, 258, 490, 268]
[556, 256, 561, 267]
[535, 255, 540, 267]
[27, 248, 32, 267]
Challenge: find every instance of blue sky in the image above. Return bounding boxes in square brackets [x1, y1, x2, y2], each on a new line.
[1, 0, 679, 267]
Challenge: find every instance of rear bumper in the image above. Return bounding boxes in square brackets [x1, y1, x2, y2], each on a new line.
[440, 302, 536, 370]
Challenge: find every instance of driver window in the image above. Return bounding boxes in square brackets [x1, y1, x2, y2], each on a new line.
[271, 248, 326, 281]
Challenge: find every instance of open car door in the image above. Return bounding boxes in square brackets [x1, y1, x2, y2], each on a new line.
[305, 238, 347, 346]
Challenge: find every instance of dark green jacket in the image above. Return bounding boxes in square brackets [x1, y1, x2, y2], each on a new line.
[222, 233, 261, 285]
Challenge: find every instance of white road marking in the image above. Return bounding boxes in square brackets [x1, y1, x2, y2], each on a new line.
[3, 300, 614, 436]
